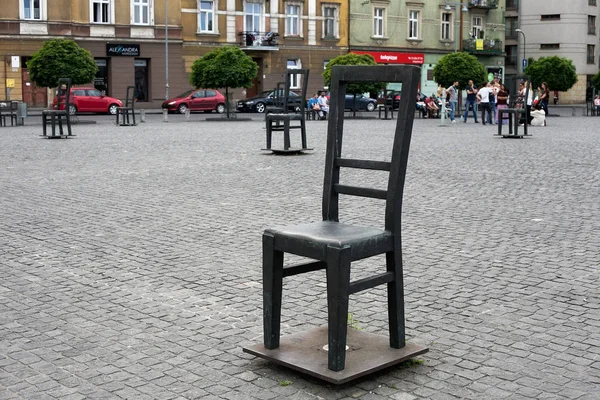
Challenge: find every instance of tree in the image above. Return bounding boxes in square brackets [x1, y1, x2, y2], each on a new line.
[323, 53, 385, 115]
[432, 52, 487, 90]
[27, 39, 97, 88]
[524, 56, 578, 91]
[189, 46, 258, 118]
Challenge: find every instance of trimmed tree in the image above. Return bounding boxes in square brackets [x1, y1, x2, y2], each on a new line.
[189, 46, 258, 118]
[524, 56, 578, 92]
[432, 52, 487, 90]
[27, 39, 97, 89]
[323, 53, 385, 115]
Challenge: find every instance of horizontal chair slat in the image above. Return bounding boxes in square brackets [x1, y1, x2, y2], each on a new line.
[349, 272, 395, 295]
[335, 158, 391, 171]
[283, 261, 327, 277]
[334, 184, 387, 199]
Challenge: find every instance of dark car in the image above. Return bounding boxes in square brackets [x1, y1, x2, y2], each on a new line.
[162, 89, 226, 114]
[52, 87, 123, 115]
[236, 90, 303, 113]
[322, 92, 378, 112]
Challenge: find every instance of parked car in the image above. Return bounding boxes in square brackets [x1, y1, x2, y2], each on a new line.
[162, 89, 226, 114]
[236, 90, 303, 113]
[52, 88, 123, 115]
[321, 91, 378, 112]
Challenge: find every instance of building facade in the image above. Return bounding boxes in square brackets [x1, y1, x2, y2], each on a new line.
[504, 0, 600, 103]
[349, 0, 505, 96]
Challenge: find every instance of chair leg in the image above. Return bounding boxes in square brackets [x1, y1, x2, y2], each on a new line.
[66, 115, 72, 136]
[283, 119, 291, 150]
[326, 246, 351, 371]
[263, 233, 284, 350]
[42, 114, 47, 136]
[386, 251, 406, 349]
[266, 119, 272, 150]
[300, 118, 307, 149]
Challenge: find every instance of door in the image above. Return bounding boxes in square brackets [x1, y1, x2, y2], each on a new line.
[190, 90, 205, 111]
[86, 89, 106, 112]
[94, 59, 109, 95]
[71, 89, 88, 111]
[21, 68, 47, 107]
[245, 57, 262, 98]
[134, 59, 149, 102]
[204, 90, 218, 110]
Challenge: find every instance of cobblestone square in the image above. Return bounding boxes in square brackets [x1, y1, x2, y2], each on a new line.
[1, 114, 599, 399]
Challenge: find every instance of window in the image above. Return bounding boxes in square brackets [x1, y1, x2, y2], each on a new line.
[323, 5, 339, 39]
[409, 10, 419, 39]
[245, 2, 262, 32]
[590, 0, 597, 5]
[506, 0, 519, 9]
[540, 43, 560, 50]
[541, 14, 560, 21]
[472, 16, 483, 39]
[23, 0, 42, 20]
[92, 0, 111, 23]
[589, 15, 596, 35]
[199, 0, 214, 33]
[441, 12, 452, 40]
[505, 45, 517, 65]
[373, 7, 385, 37]
[287, 59, 301, 90]
[505, 17, 518, 39]
[587, 45, 595, 64]
[285, 4, 300, 36]
[132, 0, 150, 25]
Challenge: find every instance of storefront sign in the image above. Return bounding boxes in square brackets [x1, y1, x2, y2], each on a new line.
[106, 44, 140, 57]
[351, 51, 424, 65]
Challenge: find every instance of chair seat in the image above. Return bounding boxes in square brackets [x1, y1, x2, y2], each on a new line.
[266, 221, 393, 261]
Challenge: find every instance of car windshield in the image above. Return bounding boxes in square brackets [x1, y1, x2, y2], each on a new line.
[175, 90, 195, 99]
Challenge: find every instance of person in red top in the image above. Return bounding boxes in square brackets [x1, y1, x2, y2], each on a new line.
[496, 84, 509, 124]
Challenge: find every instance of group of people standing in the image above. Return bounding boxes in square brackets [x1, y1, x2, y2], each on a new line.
[443, 79, 550, 127]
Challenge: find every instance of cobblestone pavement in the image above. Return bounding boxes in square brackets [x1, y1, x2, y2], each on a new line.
[1, 113, 599, 400]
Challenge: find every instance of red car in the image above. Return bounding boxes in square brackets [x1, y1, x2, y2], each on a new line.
[162, 89, 226, 114]
[53, 87, 123, 115]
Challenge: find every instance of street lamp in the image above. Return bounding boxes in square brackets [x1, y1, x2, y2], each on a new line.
[445, 2, 469, 52]
[515, 29, 526, 73]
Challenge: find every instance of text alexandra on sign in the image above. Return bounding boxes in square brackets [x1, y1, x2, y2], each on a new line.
[106, 44, 141, 57]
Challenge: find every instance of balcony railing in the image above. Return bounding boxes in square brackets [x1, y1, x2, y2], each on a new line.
[462, 38, 503, 54]
[506, 0, 519, 9]
[468, 0, 498, 9]
[589, 26, 596, 35]
[238, 31, 279, 49]
[587, 55, 595, 64]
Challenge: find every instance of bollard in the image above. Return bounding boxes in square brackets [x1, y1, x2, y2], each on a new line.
[140, 109, 146, 123]
[185, 108, 191, 121]
[162, 108, 168, 122]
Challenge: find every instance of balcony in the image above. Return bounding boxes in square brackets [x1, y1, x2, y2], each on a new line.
[462, 38, 503, 55]
[468, 0, 498, 10]
[238, 31, 279, 50]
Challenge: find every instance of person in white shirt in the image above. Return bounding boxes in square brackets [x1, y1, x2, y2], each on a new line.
[476, 82, 493, 125]
[317, 92, 329, 120]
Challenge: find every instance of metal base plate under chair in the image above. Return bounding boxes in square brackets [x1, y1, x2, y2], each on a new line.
[261, 147, 314, 155]
[243, 326, 428, 385]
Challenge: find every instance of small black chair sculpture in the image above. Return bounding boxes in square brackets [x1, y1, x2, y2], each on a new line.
[378, 89, 395, 120]
[42, 78, 73, 138]
[497, 78, 530, 138]
[245, 65, 428, 384]
[116, 86, 137, 126]
[264, 69, 310, 153]
[0, 101, 18, 127]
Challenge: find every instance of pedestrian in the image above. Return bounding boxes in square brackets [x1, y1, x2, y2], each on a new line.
[594, 95, 600, 113]
[496, 84, 509, 125]
[488, 81, 499, 124]
[463, 80, 478, 123]
[477, 82, 493, 125]
[539, 82, 550, 126]
[446, 80, 459, 123]
[307, 93, 320, 119]
[317, 91, 329, 120]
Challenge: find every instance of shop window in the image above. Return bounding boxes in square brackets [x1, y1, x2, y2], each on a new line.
[94, 59, 109, 95]
[21, 0, 46, 20]
[132, 0, 153, 25]
[287, 59, 302, 90]
[323, 5, 339, 39]
[91, 0, 113, 24]
[198, 0, 215, 33]
[134, 59, 149, 102]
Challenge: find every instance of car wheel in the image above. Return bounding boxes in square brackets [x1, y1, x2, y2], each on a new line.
[216, 103, 226, 114]
[108, 104, 118, 115]
[255, 102, 266, 113]
[68, 105, 77, 115]
[366, 102, 376, 112]
[178, 104, 188, 114]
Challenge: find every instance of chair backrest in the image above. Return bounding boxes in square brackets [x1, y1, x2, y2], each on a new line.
[273, 82, 285, 108]
[283, 69, 309, 113]
[125, 86, 136, 108]
[513, 76, 530, 108]
[56, 78, 72, 112]
[322, 65, 420, 234]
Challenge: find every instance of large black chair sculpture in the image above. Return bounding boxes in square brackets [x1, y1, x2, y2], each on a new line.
[42, 78, 73, 138]
[244, 65, 428, 384]
[116, 86, 137, 126]
[497, 78, 530, 138]
[264, 69, 310, 154]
